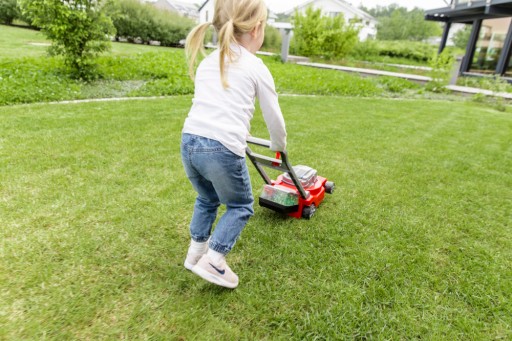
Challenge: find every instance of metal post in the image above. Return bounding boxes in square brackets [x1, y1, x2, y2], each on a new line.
[461, 19, 482, 73]
[280, 29, 291, 63]
[450, 55, 464, 85]
[495, 19, 512, 76]
[439, 22, 452, 54]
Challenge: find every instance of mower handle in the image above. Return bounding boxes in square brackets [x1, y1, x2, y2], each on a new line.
[246, 136, 309, 199]
[247, 136, 272, 148]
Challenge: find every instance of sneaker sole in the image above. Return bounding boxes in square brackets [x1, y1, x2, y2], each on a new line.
[191, 265, 238, 289]
[184, 260, 195, 271]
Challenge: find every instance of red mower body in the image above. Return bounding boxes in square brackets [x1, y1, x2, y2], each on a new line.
[271, 174, 328, 219]
[246, 137, 335, 219]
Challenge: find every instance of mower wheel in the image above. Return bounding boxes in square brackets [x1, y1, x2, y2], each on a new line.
[302, 204, 316, 219]
[324, 181, 335, 194]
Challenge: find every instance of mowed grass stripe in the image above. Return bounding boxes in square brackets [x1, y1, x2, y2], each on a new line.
[0, 96, 511, 339]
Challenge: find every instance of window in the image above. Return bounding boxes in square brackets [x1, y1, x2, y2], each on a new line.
[470, 17, 511, 74]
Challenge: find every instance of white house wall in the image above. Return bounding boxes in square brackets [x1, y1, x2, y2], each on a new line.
[199, 1, 215, 24]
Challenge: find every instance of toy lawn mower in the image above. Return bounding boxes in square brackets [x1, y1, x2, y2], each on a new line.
[246, 136, 335, 219]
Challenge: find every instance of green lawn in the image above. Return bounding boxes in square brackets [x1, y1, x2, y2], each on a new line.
[1, 96, 511, 339]
[0, 25, 49, 58]
[0, 24, 424, 106]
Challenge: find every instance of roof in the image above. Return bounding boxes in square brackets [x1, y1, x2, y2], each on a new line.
[198, 0, 209, 12]
[425, 0, 512, 23]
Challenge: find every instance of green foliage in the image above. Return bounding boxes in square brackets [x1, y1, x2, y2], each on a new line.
[452, 24, 472, 50]
[352, 40, 437, 63]
[360, 4, 401, 17]
[292, 6, 359, 59]
[0, 57, 81, 105]
[19, 0, 115, 80]
[426, 50, 455, 93]
[351, 39, 379, 60]
[0, 48, 195, 105]
[374, 6, 442, 41]
[478, 76, 509, 112]
[458, 75, 512, 93]
[105, 0, 195, 46]
[261, 24, 282, 52]
[377, 76, 420, 93]
[0, 0, 19, 24]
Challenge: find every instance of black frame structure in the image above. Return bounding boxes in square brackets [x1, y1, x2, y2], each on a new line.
[426, 0, 512, 77]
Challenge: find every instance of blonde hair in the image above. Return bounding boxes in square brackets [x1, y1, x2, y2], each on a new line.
[185, 0, 268, 88]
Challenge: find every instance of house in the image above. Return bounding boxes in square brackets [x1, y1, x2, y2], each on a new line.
[426, 0, 512, 78]
[281, 0, 377, 41]
[198, 0, 214, 24]
[149, 0, 200, 21]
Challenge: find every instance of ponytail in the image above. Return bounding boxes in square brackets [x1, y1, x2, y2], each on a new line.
[218, 19, 237, 88]
[185, 22, 211, 81]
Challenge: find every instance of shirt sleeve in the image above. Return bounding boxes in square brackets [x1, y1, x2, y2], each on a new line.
[255, 62, 287, 152]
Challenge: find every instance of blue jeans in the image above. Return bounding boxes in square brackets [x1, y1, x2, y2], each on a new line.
[180, 133, 254, 255]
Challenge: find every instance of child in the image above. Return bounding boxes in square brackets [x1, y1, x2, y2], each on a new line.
[181, 0, 287, 289]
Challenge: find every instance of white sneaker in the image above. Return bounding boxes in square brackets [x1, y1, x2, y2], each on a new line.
[191, 254, 239, 289]
[184, 241, 209, 270]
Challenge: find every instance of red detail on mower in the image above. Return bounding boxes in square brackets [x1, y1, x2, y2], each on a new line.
[246, 137, 335, 219]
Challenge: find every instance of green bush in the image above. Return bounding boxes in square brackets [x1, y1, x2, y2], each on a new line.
[106, 0, 194, 46]
[425, 50, 454, 93]
[376, 8, 441, 41]
[262, 25, 282, 52]
[351, 40, 437, 63]
[0, 0, 19, 24]
[19, 0, 115, 80]
[351, 39, 379, 60]
[375, 41, 436, 62]
[292, 6, 359, 59]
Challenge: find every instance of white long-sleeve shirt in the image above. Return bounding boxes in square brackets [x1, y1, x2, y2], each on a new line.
[182, 45, 287, 157]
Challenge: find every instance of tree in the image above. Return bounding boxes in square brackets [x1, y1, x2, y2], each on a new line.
[363, 5, 442, 41]
[105, 0, 194, 46]
[20, 0, 115, 79]
[0, 0, 20, 24]
[360, 4, 401, 18]
[292, 6, 359, 59]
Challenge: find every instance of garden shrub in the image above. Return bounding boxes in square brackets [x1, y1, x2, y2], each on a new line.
[19, 0, 115, 80]
[106, 0, 194, 46]
[351, 39, 379, 61]
[426, 50, 454, 93]
[349, 40, 437, 64]
[0, 0, 19, 24]
[374, 40, 436, 62]
[262, 25, 282, 52]
[292, 6, 359, 59]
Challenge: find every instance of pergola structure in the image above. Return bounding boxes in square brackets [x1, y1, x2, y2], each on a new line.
[426, 0, 512, 78]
